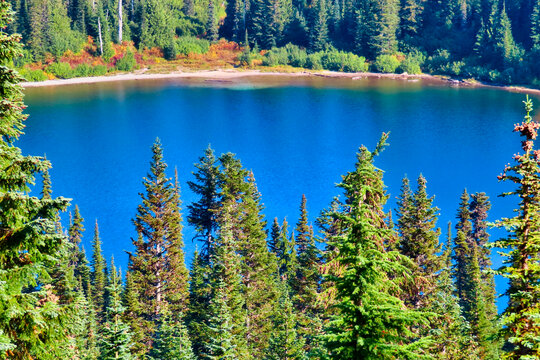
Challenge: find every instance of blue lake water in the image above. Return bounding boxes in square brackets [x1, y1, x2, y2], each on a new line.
[20, 76, 540, 309]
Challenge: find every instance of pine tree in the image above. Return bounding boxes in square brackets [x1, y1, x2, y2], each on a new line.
[453, 189, 473, 310]
[201, 279, 238, 360]
[396, 174, 443, 309]
[322, 134, 432, 359]
[0, 2, 70, 356]
[216, 154, 280, 357]
[187, 250, 213, 357]
[309, 0, 328, 51]
[188, 146, 221, 262]
[92, 219, 108, 321]
[264, 280, 306, 359]
[128, 138, 190, 354]
[140, 0, 174, 49]
[532, 0, 540, 49]
[148, 315, 196, 360]
[206, 0, 219, 41]
[99, 258, 133, 360]
[492, 96, 540, 359]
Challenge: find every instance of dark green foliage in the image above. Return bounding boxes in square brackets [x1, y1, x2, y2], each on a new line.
[92, 220, 108, 321]
[99, 258, 133, 359]
[322, 134, 432, 359]
[309, 0, 328, 51]
[0, 2, 70, 357]
[188, 145, 220, 261]
[492, 97, 540, 359]
[148, 315, 196, 360]
[206, 0, 218, 41]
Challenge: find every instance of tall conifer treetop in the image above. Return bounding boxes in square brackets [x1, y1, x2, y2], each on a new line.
[492, 96, 540, 359]
[323, 133, 432, 359]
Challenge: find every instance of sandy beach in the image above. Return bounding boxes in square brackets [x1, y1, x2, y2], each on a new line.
[21, 68, 540, 96]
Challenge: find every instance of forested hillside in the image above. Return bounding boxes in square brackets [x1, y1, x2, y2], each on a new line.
[2, 0, 540, 358]
[6, 0, 540, 85]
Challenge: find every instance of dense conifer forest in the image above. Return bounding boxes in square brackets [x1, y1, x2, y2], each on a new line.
[5, 0, 540, 85]
[2, 0, 540, 358]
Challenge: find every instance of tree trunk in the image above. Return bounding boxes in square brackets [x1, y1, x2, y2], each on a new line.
[118, 0, 123, 43]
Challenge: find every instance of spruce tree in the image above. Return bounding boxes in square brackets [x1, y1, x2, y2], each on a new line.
[188, 146, 221, 262]
[99, 258, 133, 360]
[148, 315, 196, 360]
[128, 138, 190, 354]
[396, 174, 443, 309]
[264, 280, 306, 359]
[492, 96, 540, 359]
[532, 0, 540, 49]
[0, 3, 70, 357]
[216, 154, 280, 357]
[92, 219, 108, 321]
[322, 134, 432, 359]
[309, 0, 328, 51]
[206, 0, 219, 41]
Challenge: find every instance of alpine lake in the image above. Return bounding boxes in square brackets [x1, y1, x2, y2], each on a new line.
[21, 75, 540, 309]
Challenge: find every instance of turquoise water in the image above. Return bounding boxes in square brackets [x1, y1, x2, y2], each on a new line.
[20, 76, 539, 307]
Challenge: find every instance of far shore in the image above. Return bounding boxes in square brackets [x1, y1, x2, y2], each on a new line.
[22, 68, 540, 96]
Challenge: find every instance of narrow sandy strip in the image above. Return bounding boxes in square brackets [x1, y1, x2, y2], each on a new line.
[21, 68, 540, 96]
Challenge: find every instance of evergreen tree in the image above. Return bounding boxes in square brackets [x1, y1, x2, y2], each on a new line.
[206, 0, 218, 41]
[264, 280, 306, 359]
[396, 174, 443, 309]
[0, 3, 70, 356]
[322, 134, 432, 359]
[201, 279, 238, 360]
[140, 0, 174, 49]
[128, 138, 190, 354]
[309, 0, 328, 51]
[92, 219, 108, 321]
[216, 154, 280, 357]
[188, 146, 221, 262]
[99, 258, 133, 360]
[532, 0, 540, 49]
[492, 96, 540, 359]
[148, 315, 196, 360]
[187, 250, 212, 357]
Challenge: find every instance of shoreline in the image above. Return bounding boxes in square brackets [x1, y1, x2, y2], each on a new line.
[22, 68, 540, 96]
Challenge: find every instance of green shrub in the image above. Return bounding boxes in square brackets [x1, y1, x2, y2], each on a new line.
[487, 69, 501, 83]
[163, 38, 178, 60]
[115, 51, 136, 72]
[320, 51, 368, 72]
[176, 36, 210, 55]
[426, 49, 452, 74]
[91, 64, 108, 76]
[286, 44, 307, 68]
[47, 62, 74, 79]
[19, 68, 48, 82]
[306, 52, 323, 70]
[263, 47, 289, 66]
[398, 51, 426, 74]
[373, 54, 401, 73]
[74, 63, 92, 77]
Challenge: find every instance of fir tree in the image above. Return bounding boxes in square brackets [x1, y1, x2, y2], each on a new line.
[148, 315, 196, 360]
[532, 0, 540, 49]
[492, 96, 540, 359]
[309, 0, 328, 51]
[0, 2, 70, 356]
[322, 134, 432, 359]
[128, 138, 190, 354]
[99, 258, 133, 360]
[206, 0, 219, 41]
[187, 146, 221, 262]
[92, 219, 108, 321]
[264, 280, 306, 359]
[396, 174, 443, 309]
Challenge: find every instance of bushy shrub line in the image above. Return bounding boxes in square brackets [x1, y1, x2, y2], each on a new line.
[262, 44, 368, 73]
